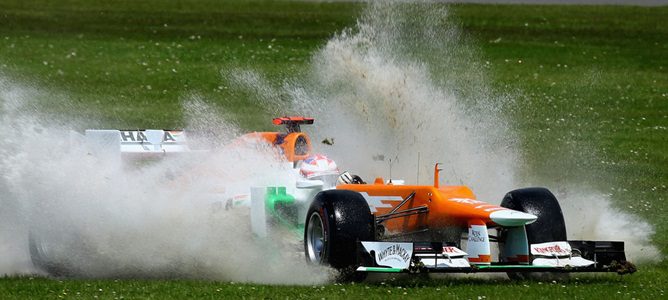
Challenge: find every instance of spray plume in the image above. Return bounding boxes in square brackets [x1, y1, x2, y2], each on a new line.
[0, 1, 659, 282]
[232, 2, 660, 262]
[0, 76, 332, 282]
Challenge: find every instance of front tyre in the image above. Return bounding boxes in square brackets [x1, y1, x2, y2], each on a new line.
[500, 187, 568, 281]
[304, 190, 374, 281]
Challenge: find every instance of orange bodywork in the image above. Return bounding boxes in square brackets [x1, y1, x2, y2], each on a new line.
[231, 116, 315, 162]
[337, 179, 509, 234]
[238, 131, 312, 162]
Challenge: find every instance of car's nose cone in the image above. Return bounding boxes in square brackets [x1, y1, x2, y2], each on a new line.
[490, 209, 537, 226]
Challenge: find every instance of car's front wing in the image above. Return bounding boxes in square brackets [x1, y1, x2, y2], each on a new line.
[355, 240, 636, 275]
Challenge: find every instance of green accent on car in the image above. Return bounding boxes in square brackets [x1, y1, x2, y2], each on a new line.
[359, 267, 404, 273]
[265, 187, 302, 237]
[476, 265, 556, 269]
[265, 187, 294, 214]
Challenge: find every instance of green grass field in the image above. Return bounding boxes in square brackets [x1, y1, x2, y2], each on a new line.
[1, 0, 667, 298]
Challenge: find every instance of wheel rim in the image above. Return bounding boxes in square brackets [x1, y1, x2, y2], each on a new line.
[306, 212, 325, 263]
[29, 234, 49, 262]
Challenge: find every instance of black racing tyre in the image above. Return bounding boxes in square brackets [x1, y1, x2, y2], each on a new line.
[304, 189, 374, 281]
[29, 232, 71, 277]
[500, 187, 568, 281]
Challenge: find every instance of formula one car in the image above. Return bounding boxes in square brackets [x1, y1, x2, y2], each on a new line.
[29, 116, 635, 281]
[239, 118, 636, 281]
[303, 174, 636, 280]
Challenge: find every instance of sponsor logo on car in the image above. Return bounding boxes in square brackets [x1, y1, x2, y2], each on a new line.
[449, 198, 484, 204]
[469, 228, 487, 243]
[442, 246, 467, 256]
[120, 130, 178, 143]
[359, 192, 403, 213]
[531, 241, 572, 257]
[361, 242, 414, 269]
[377, 244, 411, 264]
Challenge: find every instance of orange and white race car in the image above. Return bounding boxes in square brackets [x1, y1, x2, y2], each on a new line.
[251, 118, 634, 281]
[31, 116, 634, 281]
[226, 117, 635, 281]
[304, 172, 635, 280]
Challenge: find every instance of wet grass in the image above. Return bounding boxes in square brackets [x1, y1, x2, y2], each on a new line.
[1, 267, 667, 299]
[0, 0, 361, 128]
[451, 4, 668, 252]
[0, 0, 667, 298]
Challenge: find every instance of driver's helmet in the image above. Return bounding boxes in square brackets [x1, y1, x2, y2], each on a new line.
[299, 154, 339, 186]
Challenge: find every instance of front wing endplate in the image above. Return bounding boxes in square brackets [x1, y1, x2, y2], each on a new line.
[355, 240, 634, 274]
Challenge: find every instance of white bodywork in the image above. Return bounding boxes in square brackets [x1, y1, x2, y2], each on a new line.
[358, 242, 470, 270]
[358, 192, 403, 213]
[361, 242, 414, 269]
[530, 241, 595, 267]
[489, 210, 538, 227]
[77, 129, 190, 154]
[419, 246, 470, 268]
[248, 172, 336, 237]
[466, 224, 491, 265]
[250, 187, 269, 238]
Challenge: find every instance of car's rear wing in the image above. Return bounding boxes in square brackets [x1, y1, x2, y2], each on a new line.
[73, 129, 190, 156]
[76, 116, 315, 159]
[272, 116, 314, 133]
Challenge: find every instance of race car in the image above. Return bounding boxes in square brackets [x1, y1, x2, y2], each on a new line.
[302, 165, 636, 280]
[229, 117, 636, 280]
[29, 116, 635, 281]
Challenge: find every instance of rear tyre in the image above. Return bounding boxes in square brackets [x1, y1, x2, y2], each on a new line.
[304, 190, 374, 282]
[29, 232, 71, 277]
[500, 187, 569, 281]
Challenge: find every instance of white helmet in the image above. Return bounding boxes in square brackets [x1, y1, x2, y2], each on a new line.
[299, 154, 339, 179]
